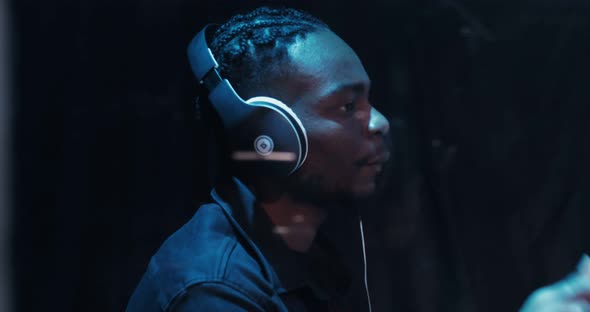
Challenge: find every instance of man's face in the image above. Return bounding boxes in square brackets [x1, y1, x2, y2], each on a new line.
[273, 29, 390, 203]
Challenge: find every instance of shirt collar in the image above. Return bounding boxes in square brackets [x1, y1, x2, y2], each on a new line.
[210, 177, 351, 300]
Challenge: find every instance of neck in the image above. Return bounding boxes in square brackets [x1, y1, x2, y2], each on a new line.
[259, 194, 327, 253]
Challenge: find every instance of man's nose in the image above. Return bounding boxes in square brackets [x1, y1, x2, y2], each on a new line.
[368, 107, 390, 136]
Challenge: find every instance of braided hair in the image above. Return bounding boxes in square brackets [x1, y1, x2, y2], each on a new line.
[210, 7, 329, 96]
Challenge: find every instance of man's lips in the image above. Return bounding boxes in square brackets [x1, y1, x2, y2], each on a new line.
[366, 151, 391, 165]
[356, 151, 391, 166]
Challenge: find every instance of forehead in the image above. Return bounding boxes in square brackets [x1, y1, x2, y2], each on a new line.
[285, 29, 369, 98]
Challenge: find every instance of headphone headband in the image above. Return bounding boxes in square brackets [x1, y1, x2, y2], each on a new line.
[187, 25, 219, 82]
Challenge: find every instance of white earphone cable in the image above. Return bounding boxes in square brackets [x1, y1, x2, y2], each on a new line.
[359, 218, 373, 312]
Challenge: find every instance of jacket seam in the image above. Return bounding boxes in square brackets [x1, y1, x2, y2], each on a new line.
[220, 239, 239, 279]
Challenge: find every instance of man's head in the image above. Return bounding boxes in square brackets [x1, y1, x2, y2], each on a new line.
[207, 7, 390, 204]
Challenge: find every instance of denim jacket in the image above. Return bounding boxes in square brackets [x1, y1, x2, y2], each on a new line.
[126, 178, 352, 311]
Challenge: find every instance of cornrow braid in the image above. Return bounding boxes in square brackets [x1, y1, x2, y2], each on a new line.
[210, 7, 329, 95]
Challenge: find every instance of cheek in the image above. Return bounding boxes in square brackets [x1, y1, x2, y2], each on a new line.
[303, 119, 364, 175]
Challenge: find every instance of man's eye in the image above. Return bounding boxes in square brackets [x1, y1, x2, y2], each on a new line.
[341, 102, 356, 112]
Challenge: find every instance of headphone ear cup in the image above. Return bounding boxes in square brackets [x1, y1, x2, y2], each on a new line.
[226, 97, 307, 178]
[245, 97, 308, 169]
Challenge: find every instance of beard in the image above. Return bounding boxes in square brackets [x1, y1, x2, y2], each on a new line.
[284, 170, 374, 215]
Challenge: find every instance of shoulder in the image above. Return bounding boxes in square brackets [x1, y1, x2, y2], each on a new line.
[126, 203, 278, 312]
[167, 281, 274, 312]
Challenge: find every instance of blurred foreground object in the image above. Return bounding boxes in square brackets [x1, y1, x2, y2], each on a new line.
[0, 0, 12, 310]
[519, 255, 590, 312]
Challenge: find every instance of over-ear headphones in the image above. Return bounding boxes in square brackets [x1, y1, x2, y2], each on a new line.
[187, 25, 308, 177]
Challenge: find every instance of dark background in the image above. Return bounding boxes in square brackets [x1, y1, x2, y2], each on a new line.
[8, 0, 590, 311]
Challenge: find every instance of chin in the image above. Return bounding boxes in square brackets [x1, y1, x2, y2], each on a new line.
[351, 181, 377, 199]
